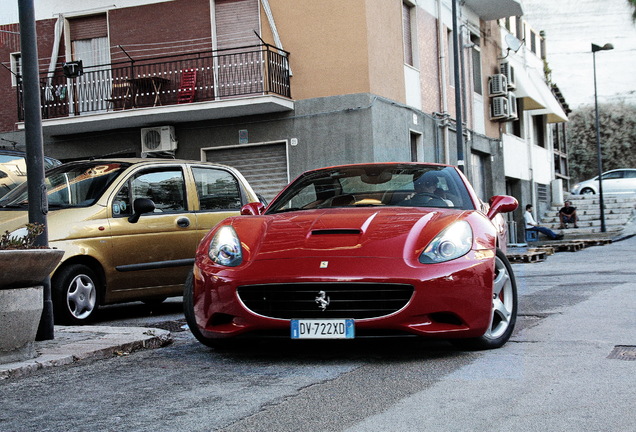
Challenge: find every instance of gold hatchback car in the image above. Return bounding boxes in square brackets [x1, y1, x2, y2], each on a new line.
[0, 158, 260, 324]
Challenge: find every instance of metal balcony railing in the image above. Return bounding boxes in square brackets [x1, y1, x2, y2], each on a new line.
[17, 43, 291, 121]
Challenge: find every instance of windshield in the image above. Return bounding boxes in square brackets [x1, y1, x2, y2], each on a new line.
[266, 164, 475, 214]
[0, 161, 130, 208]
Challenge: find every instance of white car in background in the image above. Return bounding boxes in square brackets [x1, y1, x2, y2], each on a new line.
[0, 149, 61, 198]
[571, 168, 636, 195]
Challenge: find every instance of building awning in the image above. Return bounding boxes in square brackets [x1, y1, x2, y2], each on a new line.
[513, 66, 568, 123]
[513, 66, 546, 110]
[463, 0, 523, 21]
[529, 73, 569, 123]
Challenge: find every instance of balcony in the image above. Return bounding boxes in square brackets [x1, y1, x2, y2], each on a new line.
[17, 44, 293, 136]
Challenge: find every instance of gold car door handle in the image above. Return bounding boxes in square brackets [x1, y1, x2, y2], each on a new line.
[176, 217, 191, 228]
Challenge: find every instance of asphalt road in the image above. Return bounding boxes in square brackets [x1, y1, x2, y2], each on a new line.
[1, 237, 634, 432]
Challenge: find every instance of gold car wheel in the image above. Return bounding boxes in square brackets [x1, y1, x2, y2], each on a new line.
[53, 264, 100, 325]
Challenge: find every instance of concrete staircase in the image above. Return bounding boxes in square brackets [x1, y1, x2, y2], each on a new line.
[541, 193, 636, 240]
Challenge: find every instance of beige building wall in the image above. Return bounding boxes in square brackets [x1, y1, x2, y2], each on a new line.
[265, 0, 405, 103]
[264, 0, 503, 140]
[417, 10, 442, 115]
[480, 20, 504, 138]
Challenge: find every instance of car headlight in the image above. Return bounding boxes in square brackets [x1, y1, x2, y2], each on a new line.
[420, 220, 473, 264]
[208, 226, 243, 267]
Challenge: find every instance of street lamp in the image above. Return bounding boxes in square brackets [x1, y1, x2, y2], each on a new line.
[591, 42, 613, 233]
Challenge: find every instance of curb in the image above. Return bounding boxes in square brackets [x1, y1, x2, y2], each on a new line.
[0, 326, 172, 380]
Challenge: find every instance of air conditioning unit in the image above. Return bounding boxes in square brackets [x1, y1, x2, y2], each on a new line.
[499, 61, 516, 90]
[508, 93, 518, 119]
[141, 126, 177, 154]
[488, 74, 508, 97]
[490, 96, 510, 121]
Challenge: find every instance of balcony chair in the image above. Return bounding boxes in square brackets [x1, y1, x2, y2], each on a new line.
[177, 70, 197, 104]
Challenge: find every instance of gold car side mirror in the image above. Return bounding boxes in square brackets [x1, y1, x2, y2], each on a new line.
[128, 198, 155, 223]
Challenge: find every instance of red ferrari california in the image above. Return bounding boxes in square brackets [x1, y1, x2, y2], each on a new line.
[185, 163, 519, 350]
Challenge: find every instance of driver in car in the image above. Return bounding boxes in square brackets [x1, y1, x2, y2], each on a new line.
[402, 172, 452, 207]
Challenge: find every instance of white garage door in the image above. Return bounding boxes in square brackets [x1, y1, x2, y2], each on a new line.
[205, 142, 289, 203]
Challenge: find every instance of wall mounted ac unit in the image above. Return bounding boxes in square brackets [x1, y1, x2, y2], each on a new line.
[507, 93, 518, 119]
[141, 126, 177, 154]
[499, 61, 516, 90]
[488, 74, 508, 97]
[490, 96, 510, 120]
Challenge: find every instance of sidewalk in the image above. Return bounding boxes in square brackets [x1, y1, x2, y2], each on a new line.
[0, 325, 172, 380]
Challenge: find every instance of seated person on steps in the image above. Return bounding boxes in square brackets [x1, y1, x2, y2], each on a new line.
[559, 200, 579, 228]
[524, 204, 563, 240]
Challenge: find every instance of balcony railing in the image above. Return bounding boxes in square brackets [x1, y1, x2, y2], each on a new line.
[17, 43, 291, 121]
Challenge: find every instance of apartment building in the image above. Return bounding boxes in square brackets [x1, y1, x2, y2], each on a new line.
[495, 16, 570, 239]
[0, 0, 566, 213]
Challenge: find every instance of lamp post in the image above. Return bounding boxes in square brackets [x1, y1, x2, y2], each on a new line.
[591, 42, 613, 233]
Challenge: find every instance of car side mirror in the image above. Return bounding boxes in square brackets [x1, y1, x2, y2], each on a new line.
[486, 195, 518, 220]
[128, 198, 155, 223]
[241, 202, 265, 215]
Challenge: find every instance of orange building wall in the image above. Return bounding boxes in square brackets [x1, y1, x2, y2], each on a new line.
[265, 0, 405, 103]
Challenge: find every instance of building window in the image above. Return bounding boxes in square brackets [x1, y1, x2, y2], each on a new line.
[10, 52, 21, 87]
[471, 152, 487, 200]
[530, 30, 537, 54]
[410, 131, 421, 162]
[511, 98, 523, 138]
[402, 2, 417, 67]
[470, 33, 482, 95]
[533, 115, 546, 147]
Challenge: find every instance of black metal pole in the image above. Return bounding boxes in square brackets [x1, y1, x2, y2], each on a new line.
[592, 44, 607, 233]
[18, 0, 54, 340]
[452, 0, 464, 172]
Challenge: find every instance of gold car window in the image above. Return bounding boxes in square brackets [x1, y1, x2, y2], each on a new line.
[192, 167, 242, 211]
[113, 168, 186, 216]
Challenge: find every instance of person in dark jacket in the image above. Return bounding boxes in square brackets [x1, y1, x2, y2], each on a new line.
[559, 201, 579, 228]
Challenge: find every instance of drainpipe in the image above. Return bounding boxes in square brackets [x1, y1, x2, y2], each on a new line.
[437, 0, 449, 164]
[451, 0, 464, 171]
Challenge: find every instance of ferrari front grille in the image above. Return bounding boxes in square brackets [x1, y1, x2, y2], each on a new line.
[236, 282, 414, 319]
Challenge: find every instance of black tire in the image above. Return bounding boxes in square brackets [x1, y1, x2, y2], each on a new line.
[184, 272, 231, 348]
[453, 248, 518, 350]
[580, 188, 595, 195]
[52, 264, 100, 325]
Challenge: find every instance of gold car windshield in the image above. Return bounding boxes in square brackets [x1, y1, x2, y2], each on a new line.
[0, 162, 130, 209]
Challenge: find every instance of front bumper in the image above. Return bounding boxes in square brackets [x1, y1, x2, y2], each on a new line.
[192, 251, 495, 340]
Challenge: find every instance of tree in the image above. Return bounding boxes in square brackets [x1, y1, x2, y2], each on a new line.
[566, 103, 636, 183]
[629, 0, 636, 22]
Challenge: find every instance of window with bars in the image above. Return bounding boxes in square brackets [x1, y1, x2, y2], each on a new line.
[536, 183, 549, 203]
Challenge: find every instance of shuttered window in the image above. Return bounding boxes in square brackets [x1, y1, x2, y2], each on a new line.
[205, 143, 288, 203]
[215, 0, 263, 97]
[69, 14, 108, 41]
[215, 0, 260, 50]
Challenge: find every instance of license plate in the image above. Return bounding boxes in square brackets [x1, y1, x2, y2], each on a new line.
[291, 319, 355, 339]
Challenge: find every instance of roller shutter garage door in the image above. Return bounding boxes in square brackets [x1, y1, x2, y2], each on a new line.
[205, 143, 288, 203]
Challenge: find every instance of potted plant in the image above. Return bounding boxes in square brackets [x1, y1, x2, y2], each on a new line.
[0, 223, 64, 364]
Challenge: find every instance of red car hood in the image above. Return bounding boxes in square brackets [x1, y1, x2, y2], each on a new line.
[231, 208, 468, 261]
